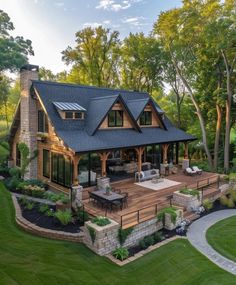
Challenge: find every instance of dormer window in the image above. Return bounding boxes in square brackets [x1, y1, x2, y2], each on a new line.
[140, 111, 152, 126]
[53, 102, 86, 120]
[65, 112, 73, 119]
[108, 110, 123, 127]
[65, 111, 84, 119]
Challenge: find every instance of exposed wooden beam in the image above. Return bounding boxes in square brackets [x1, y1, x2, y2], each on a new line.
[162, 144, 169, 164]
[98, 152, 110, 177]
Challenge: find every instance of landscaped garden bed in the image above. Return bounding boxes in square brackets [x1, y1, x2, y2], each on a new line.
[17, 196, 88, 233]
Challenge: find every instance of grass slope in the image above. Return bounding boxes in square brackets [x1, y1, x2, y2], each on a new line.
[0, 183, 236, 285]
[207, 216, 236, 263]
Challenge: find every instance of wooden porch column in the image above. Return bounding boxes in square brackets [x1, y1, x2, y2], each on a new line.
[184, 142, 188, 159]
[99, 152, 110, 177]
[162, 144, 169, 164]
[73, 155, 80, 184]
[135, 147, 145, 174]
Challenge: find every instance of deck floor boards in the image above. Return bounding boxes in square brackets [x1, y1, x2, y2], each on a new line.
[83, 170, 219, 227]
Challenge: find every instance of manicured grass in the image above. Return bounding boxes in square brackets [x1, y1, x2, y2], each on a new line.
[207, 216, 236, 263]
[0, 183, 236, 285]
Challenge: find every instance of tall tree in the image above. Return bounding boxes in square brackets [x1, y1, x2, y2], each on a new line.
[153, 0, 235, 170]
[62, 26, 121, 87]
[120, 33, 163, 94]
[0, 10, 34, 73]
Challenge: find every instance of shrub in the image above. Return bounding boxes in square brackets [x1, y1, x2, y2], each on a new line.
[9, 167, 21, 179]
[157, 207, 177, 225]
[229, 189, 236, 202]
[203, 199, 213, 211]
[220, 195, 228, 206]
[179, 188, 200, 199]
[153, 231, 164, 243]
[18, 196, 28, 206]
[76, 208, 89, 223]
[229, 173, 236, 181]
[118, 227, 133, 245]
[46, 209, 55, 217]
[44, 192, 66, 203]
[227, 198, 235, 208]
[143, 235, 154, 247]
[4, 176, 21, 190]
[25, 201, 34, 210]
[112, 247, 129, 261]
[91, 216, 111, 227]
[139, 239, 148, 250]
[60, 195, 70, 204]
[87, 226, 96, 244]
[39, 204, 49, 214]
[54, 209, 72, 225]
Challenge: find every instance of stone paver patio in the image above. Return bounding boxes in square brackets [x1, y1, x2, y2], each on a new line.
[187, 210, 236, 275]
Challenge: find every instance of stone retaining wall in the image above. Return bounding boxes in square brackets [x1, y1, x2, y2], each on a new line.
[12, 195, 84, 243]
[84, 217, 163, 256]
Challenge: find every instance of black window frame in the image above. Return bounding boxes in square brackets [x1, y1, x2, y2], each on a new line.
[140, 111, 152, 126]
[65, 111, 73, 119]
[74, 112, 83, 119]
[38, 110, 49, 133]
[108, 110, 124, 127]
[16, 144, 21, 167]
[51, 152, 72, 187]
[43, 149, 50, 178]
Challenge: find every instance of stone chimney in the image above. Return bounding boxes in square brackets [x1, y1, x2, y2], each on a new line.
[19, 64, 39, 180]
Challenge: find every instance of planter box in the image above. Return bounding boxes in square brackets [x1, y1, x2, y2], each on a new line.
[164, 209, 183, 230]
[173, 191, 202, 212]
[84, 219, 119, 256]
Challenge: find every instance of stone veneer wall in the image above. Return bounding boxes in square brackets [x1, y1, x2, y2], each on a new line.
[173, 191, 202, 211]
[84, 218, 163, 256]
[19, 66, 39, 180]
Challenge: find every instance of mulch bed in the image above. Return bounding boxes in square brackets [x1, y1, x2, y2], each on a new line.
[128, 229, 179, 257]
[200, 198, 234, 218]
[18, 200, 82, 233]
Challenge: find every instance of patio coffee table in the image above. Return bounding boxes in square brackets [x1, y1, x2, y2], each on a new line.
[151, 177, 164, 184]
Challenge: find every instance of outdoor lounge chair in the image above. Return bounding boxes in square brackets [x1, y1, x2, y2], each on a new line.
[192, 166, 202, 175]
[185, 167, 197, 176]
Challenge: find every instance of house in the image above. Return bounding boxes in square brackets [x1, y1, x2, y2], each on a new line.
[9, 64, 195, 193]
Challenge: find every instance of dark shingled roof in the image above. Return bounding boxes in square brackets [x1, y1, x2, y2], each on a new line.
[32, 80, 195, 153]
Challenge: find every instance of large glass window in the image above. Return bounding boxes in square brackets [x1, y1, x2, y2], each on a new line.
[108, 110, 123, 127]
[140, 111, 152, 126]
[38, 110, 48, 133]
[51, 152, 72, 187]
[43, 149, 50, 178]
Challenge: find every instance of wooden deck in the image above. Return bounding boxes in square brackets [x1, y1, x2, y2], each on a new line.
[83, 171, 220, 228]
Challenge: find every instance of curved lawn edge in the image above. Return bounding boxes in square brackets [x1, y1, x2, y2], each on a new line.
[187, 209, 236, 275]
[206, 216, 236, 263]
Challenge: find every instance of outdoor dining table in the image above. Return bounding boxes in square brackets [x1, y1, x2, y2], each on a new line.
[91, 190, 124, 211]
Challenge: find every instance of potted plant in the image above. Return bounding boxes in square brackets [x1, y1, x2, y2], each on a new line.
[105, 185, 111, 195]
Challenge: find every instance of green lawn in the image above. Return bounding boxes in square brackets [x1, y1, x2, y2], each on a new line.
[0, 184, 236, 285]
[207, 216, 236, 263]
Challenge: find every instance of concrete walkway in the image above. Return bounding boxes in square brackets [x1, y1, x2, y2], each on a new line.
[187, 210, 236, 275]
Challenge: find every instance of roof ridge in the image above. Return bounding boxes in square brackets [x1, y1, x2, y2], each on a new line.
[32, 80, 149, 95]
[90, 94, 119, 101]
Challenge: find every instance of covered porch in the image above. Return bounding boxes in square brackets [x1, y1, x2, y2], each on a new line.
[72, 141, 190, 187]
